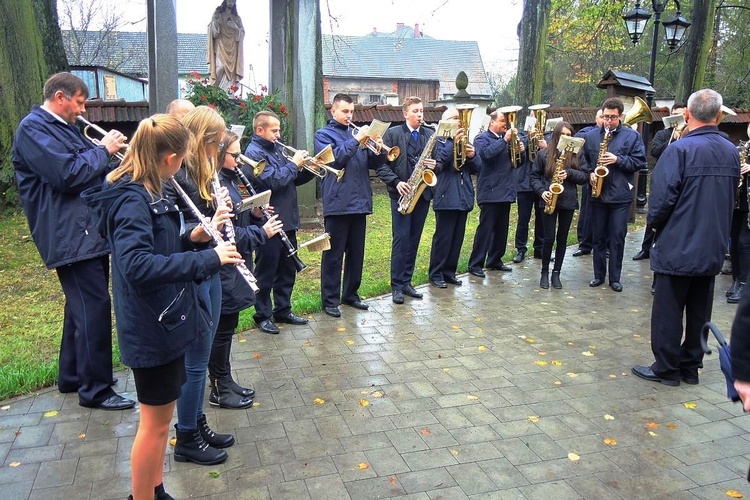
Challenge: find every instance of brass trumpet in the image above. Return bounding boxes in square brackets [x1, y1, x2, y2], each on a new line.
[527, 104, 550, 162]
[498, 105, 523, 167]
[77, 116, 128, 160]
[347, 120, 400, 161]
[277, 142, 345, 182]
[236, 153, 266, 177]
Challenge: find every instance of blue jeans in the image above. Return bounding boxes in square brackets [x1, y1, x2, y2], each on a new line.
[176, 273, 221, 431]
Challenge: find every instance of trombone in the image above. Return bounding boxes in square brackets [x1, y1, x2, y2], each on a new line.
[346, 120, 400, 161]
[77, 116, 128, 160]
[277, 142, 345, 182]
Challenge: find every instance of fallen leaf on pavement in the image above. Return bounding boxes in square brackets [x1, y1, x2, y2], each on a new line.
[684, 402, 697, 409]
[357, 462, 369, 470]
[568, 452, 580, 461]
[603, 438, 618, 446]
[551, 360, 563, 366]
[535, 360, 548, 366]
[528, 416, 540, 423]
[252, 353, 261, 359]
[9, 462, 20, 467]
[582, 351, 594, 357]
[358, 399, 369, 407]
[467, 395, 479, 400]
[43, 411, 58, 418]
[313, 398, 325, 405]
[420, 429, 431, 435]
[604, 414, 615, 420]
[726, 490, 744, 498]
[646, 422, 658, 429]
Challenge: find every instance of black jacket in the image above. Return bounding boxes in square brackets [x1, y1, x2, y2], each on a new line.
[650, 128, 672, 160]
[648, 125, 740, 276]
[12, 106, 112, 269]
[473, 130, 520, 204]
[84, 179, 219, 368]
[432, 138, 479, 211]
[376, 124, 436, 201]
[243, 135, 315, 230]
[580, 124, 647, 205]
[314, 119, 382, 216]
[530, 148, 588, 211]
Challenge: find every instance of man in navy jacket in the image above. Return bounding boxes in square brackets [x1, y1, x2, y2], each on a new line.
[375, 97, 436, 304]
[314, 94, 384, 317]
[243, 110, 314, 334]
[581, 98, 646, 292]
[573, 109, 603, 257]
[12, 72, 134, 410]
[633, 89, 739, 386]
[467, 108, 524, 277]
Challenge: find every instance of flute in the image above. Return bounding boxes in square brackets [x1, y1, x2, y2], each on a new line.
[167, 176, 259, 293]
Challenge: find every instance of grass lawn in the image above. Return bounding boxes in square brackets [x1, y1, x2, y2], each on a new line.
[1, 184, 594, 400]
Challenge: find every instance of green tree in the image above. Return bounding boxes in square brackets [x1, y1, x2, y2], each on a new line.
[0, 0, 68, 208]
[516, 0, 552, 107]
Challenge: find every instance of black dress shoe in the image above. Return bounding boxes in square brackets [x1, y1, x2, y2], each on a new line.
[430, 279, 447, 288]
[589, 278, 605, 287]
[343, 300, 369, 310]
[444, 276, 462, 286]
[82, 394, 136, 411]
[631, 365, 679, 386]
[111, 378, 119, 386]
[513, 250, 526, 263]
[573, 249, 591, 257]
[257, 319, 280, 334]
[681, 373, 699, 385]
[324, 306, 341, 317]
[609, 281, 623, 292]
[402, 285, 423, 299]
[632, 250, 649, 261]
[489, 264, 512, 272]
[274, 313, 308, 325]
[469, 269, 486, 278]
[392, 290, 404, 304]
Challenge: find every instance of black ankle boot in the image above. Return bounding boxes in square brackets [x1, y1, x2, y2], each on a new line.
[225, 357, 255, 398]
[173, 425, 228, 465]
[728, 282, 745, 304]
[197, 414, 235, 449]
[209, 377, 253, 409]
[551, 271, 562, 289]
[540, 271, 549, 289]
[727, 278, 739, 297]
[154, 483, 175, 500]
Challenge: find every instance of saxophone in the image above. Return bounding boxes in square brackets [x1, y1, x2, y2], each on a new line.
[397, 123, 440, 215]
[544, 155, 566, 215]
[591, 127, 611, 198]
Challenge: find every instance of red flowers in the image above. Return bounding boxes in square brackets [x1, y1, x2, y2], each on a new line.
[280, 105, 287, 113]
[253, 95, 262, 102]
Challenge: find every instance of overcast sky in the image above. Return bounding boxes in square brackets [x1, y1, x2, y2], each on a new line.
[63, 0, 522, 93]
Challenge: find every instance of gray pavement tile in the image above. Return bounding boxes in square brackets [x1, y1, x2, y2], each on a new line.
[305, 474, 351, 500]
[344, 475, 407, 499]
[448, 425, 501, 445]
[235, 422, 287, 443]
[417, 424, 460, 449]
[292, 438, 345, 460]
[2, 479, 34, 500]
[12, 424, 53, 449]
[61, 437, 118, 459]
[397, 467, 458, 494]
[331, 451, 378, 482]
[394, 398, 441, 413]
[426, 486, 470, 499]
[224, 464, 285, 489]
[338, 431, 394, 454]
[0, 461, 40, 485]
[446, 463, 497, 495]
[477, 457, 530, 490]
[669, 444, 726, 465]
[689, 479, 750, 499]
[268, 479, 311, 499]
[33, 456, 78, 489]
[363, 446, 411, 476]
[280, 456, 338, 482]
[257, 438, 298, 466]
[283, 419, 322, 444]
[401, 448, 459, 471]
[74, 454, 116, 483]
[517, 480, 583, 500]
[29, 480, 93, 500]
[390, 410, 440, 429]
[597, 469, 698, 500]
[678, 461, 739, 486]
[386, 428, 431, 454]
[565, 475, 625, 500]
[5, 443, 63, 465]
[446, 442, 502, 464]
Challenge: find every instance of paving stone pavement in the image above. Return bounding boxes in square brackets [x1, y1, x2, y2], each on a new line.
[3, 233, 750, 499]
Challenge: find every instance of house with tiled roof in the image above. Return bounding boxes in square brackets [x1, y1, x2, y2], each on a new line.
[322, 24, 491, 105]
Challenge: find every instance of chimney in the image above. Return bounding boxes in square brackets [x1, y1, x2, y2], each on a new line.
[372, 27, 377, 35]
[414, 23, 420, 38]
[396, 22, 404, 30]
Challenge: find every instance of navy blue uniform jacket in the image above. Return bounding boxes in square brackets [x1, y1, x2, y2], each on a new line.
[12, 107, 112, 269]
[580, 124, 647, 204]
[84, 180, 221, 368]
[432, 137, 479, 211]
[243, 135, 315, 230]
[375, 124, 436, 201]
[648, 125, 740, 276]
[314, 120, 381, 216]
[530, 148, 588, 211]
[473, 130, 520, 204]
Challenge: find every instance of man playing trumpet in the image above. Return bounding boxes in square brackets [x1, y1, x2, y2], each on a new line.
[313, 93, 385, 317]
[243, 110, 315, 334]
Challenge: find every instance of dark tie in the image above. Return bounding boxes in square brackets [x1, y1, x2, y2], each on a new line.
[411, 129, 419, 146]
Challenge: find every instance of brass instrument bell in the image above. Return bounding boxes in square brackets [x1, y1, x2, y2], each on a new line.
[237, 154, 266, 177]
[622, 96, 653, 128]
[498, 105, 523, 167]
[453, 104, 477, 170]
[527, 104, 550, 162]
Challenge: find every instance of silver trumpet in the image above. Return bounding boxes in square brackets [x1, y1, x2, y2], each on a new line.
[77, 116, 128, 161]
[277, 141, 345, 182]
[346, 120, 400, 161]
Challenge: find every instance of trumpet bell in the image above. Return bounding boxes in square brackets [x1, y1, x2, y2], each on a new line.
[238, 154, 266, 177]
[299, 233, 331, 252]
[386, 146, 400, 162]
[623, 96, 653, 128]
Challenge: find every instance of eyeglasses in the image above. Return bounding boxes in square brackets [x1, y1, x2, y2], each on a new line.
[602, 114, 620, 121]
[228, 152, 241, 161]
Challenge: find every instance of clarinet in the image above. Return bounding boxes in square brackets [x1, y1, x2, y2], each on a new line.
[234, 167, 307, 273]
[167, 176, 259, 293]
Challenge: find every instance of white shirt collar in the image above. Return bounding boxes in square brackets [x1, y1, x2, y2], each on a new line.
[40, 105, 69, 125]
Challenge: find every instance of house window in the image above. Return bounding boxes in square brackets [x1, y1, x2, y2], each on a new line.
[351, 94, 359, 103]
[369, 94, 381, 104]
[103, 75, 118, 100]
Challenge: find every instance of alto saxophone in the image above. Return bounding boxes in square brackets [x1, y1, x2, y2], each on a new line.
[397, 123, 440, 215]
[544, 155, 566, 215]
[591, 127, 611, 198]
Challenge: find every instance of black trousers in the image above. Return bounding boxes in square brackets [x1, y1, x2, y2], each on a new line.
[639, 222, 655, 254]
[591, 202, 630, 283]
[469, 202, 511, 271]
[208, 311, 239, 379]
[55, 256, 115, 405]
[515, 191, 543, 255]
[321, 213, 366, 308]
[730, 210, 750, 282]
[577, 183, 593, 251]
[651, 273, 714, 381]
[541, 209, 574, 273]
[390, 196, 430, 291]
[253, 230, 298, 322]
[429, 209, 468, 281]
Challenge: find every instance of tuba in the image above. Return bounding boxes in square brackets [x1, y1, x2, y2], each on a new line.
[498, 105, 524, 167]
[527, 104, 550, 162]
[622, 96, 653, 128]
[453, 104, 477, 170]
[544, 135, 585, 215]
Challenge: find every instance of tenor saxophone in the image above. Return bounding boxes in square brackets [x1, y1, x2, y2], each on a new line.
[591, 128, 611, 198]
[397, 124, 440, 215]
[544, 155, 566, 215]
